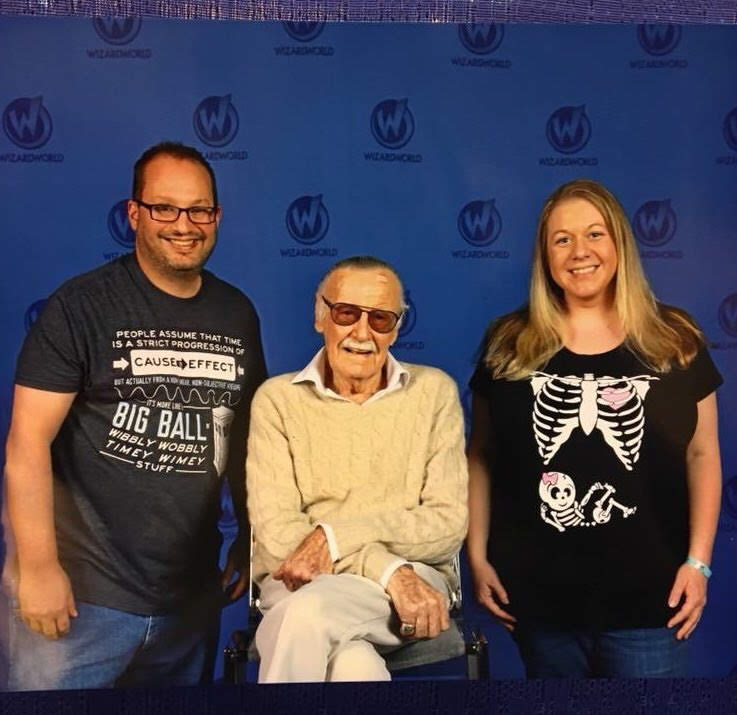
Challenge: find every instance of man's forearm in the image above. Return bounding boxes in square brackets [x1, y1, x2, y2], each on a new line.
[325, 501, 467, 565]
[5, 445, 59, 571]
[4, 386, 76, 574]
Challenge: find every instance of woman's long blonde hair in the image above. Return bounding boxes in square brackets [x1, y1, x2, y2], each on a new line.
[485, 179, 703, 379]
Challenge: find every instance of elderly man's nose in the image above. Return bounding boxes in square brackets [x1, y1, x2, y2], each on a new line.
[353, 312, 371, 339]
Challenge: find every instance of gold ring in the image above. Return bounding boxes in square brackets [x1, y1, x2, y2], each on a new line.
[399, 622, 416, 637]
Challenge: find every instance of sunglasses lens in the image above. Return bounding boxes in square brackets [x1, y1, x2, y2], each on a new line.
[368, 311, 396, 333]
[331, 304, 362, 325]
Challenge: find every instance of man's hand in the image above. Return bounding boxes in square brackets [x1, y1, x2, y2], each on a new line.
[667, 563, 708, 640]
[221, 532, 250, 601]
[385, 565, 449, 640]
[273, 527, 333, 591]
[17, 561, 78, 640]
[469, 558, 516, 631]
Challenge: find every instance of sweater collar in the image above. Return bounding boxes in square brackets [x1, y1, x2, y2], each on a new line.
[291, 347, 410, 405]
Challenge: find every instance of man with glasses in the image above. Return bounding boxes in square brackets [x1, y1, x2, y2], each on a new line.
[4, 141, 267, 689]
[247, 256, 468, 682]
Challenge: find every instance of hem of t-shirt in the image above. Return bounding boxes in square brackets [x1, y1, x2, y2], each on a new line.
[693, 374, 724, 403]
[514, 613, 673, 631]
[70, 574, 218, 617]
[14, 376, 80, 393]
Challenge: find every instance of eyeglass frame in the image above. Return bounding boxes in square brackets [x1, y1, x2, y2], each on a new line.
[321, 295, 403, 334]
[134, 199, 220, 225]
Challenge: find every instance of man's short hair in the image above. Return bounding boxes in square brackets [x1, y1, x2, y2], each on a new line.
[315, 255, 408, 319]
[132, 141, 218, 206]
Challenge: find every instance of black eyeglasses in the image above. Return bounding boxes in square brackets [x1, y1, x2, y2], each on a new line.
[322, 296, 402, 333]
[135, 200, 219, 225]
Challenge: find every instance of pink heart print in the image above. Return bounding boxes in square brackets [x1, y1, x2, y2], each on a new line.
[600, 387, 629, 410]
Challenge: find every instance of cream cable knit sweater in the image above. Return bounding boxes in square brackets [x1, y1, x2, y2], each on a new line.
[246, 363, 469, 590]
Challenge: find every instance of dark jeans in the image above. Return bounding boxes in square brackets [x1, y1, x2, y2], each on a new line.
[513, 625, 689, 678]
[8, 593, 221, 691]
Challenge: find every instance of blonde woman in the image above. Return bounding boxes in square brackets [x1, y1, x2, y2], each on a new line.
[466, 179, 722, 677]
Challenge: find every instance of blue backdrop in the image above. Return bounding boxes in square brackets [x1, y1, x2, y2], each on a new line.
[1, 16, 736, 679]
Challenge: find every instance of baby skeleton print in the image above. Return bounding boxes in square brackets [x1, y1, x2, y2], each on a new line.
[530, 371, 658, 471]
[539, 471, 636, 532]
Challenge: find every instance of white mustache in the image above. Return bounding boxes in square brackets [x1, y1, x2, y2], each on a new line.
[341, 338, 376, 353]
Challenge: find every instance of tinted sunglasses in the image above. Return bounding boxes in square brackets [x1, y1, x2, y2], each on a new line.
[321, 296, 401, 334]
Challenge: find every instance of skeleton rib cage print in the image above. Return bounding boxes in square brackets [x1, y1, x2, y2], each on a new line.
[529, 372, 659, 471]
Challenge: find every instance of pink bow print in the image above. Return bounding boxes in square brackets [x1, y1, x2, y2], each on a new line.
[542, 472, 558, 485]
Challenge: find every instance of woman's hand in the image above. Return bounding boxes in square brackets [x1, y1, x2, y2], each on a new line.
[667, 563, 708, 640]
[470, 558, 516, 630]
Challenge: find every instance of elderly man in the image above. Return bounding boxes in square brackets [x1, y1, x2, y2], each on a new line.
[247, 255, 468, 683]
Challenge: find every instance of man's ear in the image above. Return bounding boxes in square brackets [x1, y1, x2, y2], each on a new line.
[127, 200, 140, 232]
[314, 296, 325, 334]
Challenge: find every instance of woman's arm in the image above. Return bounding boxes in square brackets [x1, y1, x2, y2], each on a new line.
[466, 393, 516, 629]
[667, 391, 722, 640]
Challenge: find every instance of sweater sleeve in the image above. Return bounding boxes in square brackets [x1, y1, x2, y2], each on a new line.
[246, 380, 314, 569]
[324, 373, 469, 566]
[334, 542, 408, 586]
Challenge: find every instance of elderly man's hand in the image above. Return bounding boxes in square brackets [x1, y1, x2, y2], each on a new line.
[385, 565, 449, 640]
[273, 526, 333, 591]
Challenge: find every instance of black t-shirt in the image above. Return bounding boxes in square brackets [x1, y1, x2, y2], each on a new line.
[470, 337, 722, 630]
[16, 253, 267, 614]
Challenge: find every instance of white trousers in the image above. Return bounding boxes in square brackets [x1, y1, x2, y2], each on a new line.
[255, 563, 449, 683]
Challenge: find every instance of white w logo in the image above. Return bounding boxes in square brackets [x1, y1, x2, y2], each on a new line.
[197, 95, 232, 136]
[6, 97, 42, 138]
[464, 24, 496, 44]
[638, 24, 680, 55]
[550, 107, 584, 144]
[641, 24, 673, 45]
[462, 201, 495, 236]
[374, 100, 408, 140]
[634, 201, 675, 246]
[289, 196, 323, 234]
[98, 18, 134, 37]
[93, 17, 140, 45]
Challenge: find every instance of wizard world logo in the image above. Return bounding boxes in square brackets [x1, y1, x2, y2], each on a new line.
[370, 99, 415, 150]
[3, 96, 53, 150]
[723, 106, 737, 152]
[193, 95, 239, 148]
[718, 293, 737, 338]
[108, 200, 135, 248]
[92, 17, 142, 45]
[632, 200, 677, 247]
[458, 199, 502, 247]
[637, 24, 681, 56]
[546, 105, 591, 154]
[282, 21, 325, 42]
[286, 194, 330, 245]
[458, 23, 504, 54]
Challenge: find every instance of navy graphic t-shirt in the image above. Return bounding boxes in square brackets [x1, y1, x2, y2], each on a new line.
[470, 338, 722, 630]
[15, 253, 267, 615]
